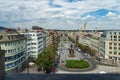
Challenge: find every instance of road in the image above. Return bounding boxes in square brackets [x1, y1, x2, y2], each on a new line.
[55, 34, 120, 74]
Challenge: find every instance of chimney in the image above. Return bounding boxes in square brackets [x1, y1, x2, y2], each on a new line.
[0, 47, 6, 80]
[5, 28, 8, 33]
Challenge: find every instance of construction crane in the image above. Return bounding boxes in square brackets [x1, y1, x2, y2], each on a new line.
[84, 22, 87, 33]
[95, 27, 98, 33]
[79, 26, 82, 34]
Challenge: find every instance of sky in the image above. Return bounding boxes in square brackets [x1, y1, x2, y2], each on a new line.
[0, 0, 120, 30]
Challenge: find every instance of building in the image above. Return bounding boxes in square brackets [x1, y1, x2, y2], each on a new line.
[46, 34, 52, 47]
[0, 47, 5, 80]
[101, 30, 120, 64]
[0, 27, 27, 73]
[42, 31, 47, 49]
[77, 30, 120, 65]
[24, 29, 46, 59]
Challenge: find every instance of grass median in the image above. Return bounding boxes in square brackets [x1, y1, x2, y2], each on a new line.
[65, 60, 90, 69]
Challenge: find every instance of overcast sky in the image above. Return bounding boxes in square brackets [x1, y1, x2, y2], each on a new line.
[0, 0, 120, 30]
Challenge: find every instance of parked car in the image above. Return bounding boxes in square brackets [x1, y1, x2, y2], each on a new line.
[78, 48, 81, 51]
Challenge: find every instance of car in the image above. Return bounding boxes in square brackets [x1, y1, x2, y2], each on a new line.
[99, 71, 106, 74]
[57, 51, 60, 55]
[78, 49, 81, 51]
[61, 61, 65, 63]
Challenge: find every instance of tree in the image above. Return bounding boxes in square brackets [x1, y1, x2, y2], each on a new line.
[35, 36, 60, 71]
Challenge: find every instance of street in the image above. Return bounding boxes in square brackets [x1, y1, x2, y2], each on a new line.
[56, 34, 120, 74]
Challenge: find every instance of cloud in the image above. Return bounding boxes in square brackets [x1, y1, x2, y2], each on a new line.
[106, 12, 117, 17]
[0, 0, 120, 30]
[82, 15, 95, 20]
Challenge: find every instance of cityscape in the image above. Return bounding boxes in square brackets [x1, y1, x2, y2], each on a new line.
[0, 0, 120, 80]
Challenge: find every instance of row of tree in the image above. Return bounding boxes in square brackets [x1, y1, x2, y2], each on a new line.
[68, 36, 96, 56]
[35, 36, 60, 71]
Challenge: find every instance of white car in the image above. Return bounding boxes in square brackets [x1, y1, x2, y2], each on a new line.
[99, 71, 106, 74]
[57, 51, 60, 55]
[78, 49, 81, 51]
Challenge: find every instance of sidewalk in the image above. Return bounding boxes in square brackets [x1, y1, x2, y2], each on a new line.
[91, 57, 117, 67]
[21, 66, 44, 74]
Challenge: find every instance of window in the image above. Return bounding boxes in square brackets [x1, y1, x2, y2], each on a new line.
[111, 36, 112, 39]
[28, 43, 30, 46]
[114, 43, 117, 46]
[114, 32, 116, 35]
[114, 47, 117, 49]
[31, 47, 36, 49]
[5, 43, 7, 46]
[109, 43, 112, 46]
[119, 52, 120, 55]
[114, 52, 117, 55]
[109, 56, 112, 59]
[18, 48, 20, 50]
[109, 51, 112, 54]
[33, 34, 35, 36]
[114, 36, 117, 38]
[119, 43, 120, 46]
[109, 47, 112, 49]
[5, 50, 7, 53]
[31, 51, 36, 53]
[31, 43, 36, 45]
[119, 36, 120, 39]
[114, 39, 117, 41]
[8, 50, 10, 53]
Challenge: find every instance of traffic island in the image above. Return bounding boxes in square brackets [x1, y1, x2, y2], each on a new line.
[65, 60, 90, 69]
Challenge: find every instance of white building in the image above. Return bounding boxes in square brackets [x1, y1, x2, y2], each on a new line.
[25, 30, 46, 59]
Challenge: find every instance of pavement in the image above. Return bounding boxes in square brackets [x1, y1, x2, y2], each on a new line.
[21, 66, 44, 74]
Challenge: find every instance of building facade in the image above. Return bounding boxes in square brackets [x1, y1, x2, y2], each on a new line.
[0, 27, 27, 73]
[78, 30, 120, 64]
[25, 30, 46, 59]
[46, 31, 52, 47]
[0, 47, 5, 80]
[102, 30, 120, 63]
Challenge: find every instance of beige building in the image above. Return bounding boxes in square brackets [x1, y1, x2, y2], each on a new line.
[46, 31, 52, 47]
[101, 31, 120, 63]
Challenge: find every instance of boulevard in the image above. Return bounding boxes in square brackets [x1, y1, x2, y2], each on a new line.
[56, 34, 120, 74]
